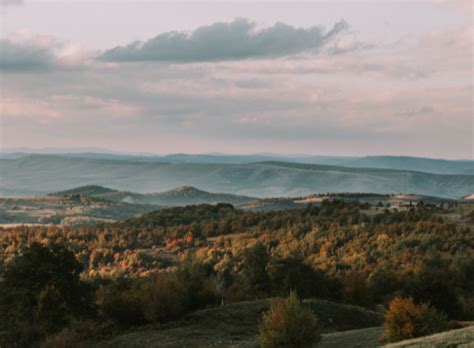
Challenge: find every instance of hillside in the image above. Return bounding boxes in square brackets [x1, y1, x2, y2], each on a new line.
[0, 183, 460, 227]
[54, 185, 255, 206]
[97, 299, 384, 347]
[3, 152, 473, 174]
[385, 325, 474, 347]
[2, 201, 472, 279]
[347, 156, 474, 175]
[95, 299, 473, 347]
[1, 154, 473, 198]
[103, 186, 255, 206]
[58, 186, 458, 209]
[0, 195, 157, 226]
[1, 200, 473, 347]
[54, 185, 118, 196]
[0, 185, 255, 226]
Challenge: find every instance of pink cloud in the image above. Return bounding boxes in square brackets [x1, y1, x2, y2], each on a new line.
[1, 97, 62, 124]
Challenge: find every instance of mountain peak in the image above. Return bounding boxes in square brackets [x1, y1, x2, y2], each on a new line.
[52, 185, 116, 196]
[160, 186, 207, 196]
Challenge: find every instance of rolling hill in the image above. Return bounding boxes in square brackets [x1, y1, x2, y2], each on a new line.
[1, 154, 473, 198]
[345, 156, 474, 175]
[94, 295, 473, 347]
[0, 185, 258, 226]
[1, 184, 459, 226]
[2, 152, 473, 173]
[96, 299, 384, 348]
[54, 185, 255, 206]
[53, 185, 117, 196]
[0, 194, 158, 226]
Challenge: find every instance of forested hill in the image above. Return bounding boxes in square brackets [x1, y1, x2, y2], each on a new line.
[1, 200, 473, 346]
[2, 200, 472, 280]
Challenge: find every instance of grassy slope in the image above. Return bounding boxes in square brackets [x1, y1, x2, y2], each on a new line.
[96, 319, 473, 348]
[96, 299, 383, 348]
[385, 325, 474, 347]
[95, 296, 473, 348]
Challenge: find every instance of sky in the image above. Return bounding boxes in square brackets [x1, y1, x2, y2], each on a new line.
[0, 0, 472, 159]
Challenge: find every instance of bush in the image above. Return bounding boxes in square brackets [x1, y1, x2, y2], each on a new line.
[97, 261, 217, 327]
[384, 297, 448, 342]
[40, 320, 97, 348]
[258, 292, 321, 348]
[177, 257, 218, 311]
[141, 273, 184, 322]
[96, 278, 146, 326]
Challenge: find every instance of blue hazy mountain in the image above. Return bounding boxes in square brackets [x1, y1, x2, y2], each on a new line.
[1, 154, 472, 198]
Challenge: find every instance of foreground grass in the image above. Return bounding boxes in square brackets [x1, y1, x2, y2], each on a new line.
[96, 298, 383, 347]
[385, 325, 474, 348]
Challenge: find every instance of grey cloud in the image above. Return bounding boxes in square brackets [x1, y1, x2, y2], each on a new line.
[395, 106, 435, 118]
[327, 41, 376, 55]
[233, 78, 269, 89]
[0, 39, 56, 72]
[1, 0, 23, 6]
[100, 18, 348, 63]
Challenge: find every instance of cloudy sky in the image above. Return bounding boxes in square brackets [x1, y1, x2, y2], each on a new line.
[0, 0, 472, 159]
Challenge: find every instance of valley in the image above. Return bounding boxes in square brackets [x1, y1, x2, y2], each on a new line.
[1, 153, 473, 348]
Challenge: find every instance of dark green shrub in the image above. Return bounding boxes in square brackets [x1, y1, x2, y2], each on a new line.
[403, 268, 461, 318]
[0, 243, 95, 347]
[97, 260, 217, 327]
[96, 279, 146, 326]
[268, 256, 333, 299]
[177, 257, 219, 311]
[368, 269, 400, 304]
[241, 243, 271, 297]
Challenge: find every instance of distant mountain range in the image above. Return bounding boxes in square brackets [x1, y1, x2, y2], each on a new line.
[345, 156, 474, 175]
[2, 152, 473, 174]
[1, 153, 473, 198]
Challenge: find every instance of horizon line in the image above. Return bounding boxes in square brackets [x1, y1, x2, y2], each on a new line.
[0, 147, 472, 161]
